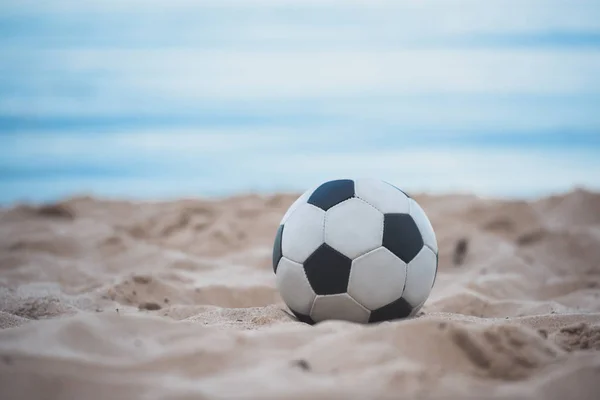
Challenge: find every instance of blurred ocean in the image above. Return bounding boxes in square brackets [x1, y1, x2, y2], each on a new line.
[1, 0, 599, 204]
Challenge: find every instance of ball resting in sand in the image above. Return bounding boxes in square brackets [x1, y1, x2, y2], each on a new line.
[1, 189, 600, 400]
[272, 178, 439, 324]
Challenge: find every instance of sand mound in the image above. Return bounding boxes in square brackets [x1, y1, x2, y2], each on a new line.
[1, 189, 600, 399]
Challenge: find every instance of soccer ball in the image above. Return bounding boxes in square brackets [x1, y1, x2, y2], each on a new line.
[272, 178, 438, 324]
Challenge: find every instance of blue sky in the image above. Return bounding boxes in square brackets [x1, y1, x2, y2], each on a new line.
[1, 0, 600, 204]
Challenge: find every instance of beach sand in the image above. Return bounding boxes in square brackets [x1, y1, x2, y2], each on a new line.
[1, 189, 599, 399]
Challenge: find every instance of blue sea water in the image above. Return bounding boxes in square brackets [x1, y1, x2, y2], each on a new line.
[1, 0, 600, 204]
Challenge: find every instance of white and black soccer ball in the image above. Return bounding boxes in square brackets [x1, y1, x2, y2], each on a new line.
[272, 178, 438, 324]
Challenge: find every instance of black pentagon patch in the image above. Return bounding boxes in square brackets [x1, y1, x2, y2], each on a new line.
[383, 213, 424, 263]
[368, 297, 413, 323]
[272, 224, 284, 273]
[303, 243, 352, 295]
[307, 179, 355, 211]
[291, 309, 316, 325]
[384, 181, 410, 198]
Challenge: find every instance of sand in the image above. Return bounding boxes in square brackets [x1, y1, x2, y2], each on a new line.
[1, 189, 600, 400]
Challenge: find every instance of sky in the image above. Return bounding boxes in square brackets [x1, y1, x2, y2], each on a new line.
[1, 0, 600, 204]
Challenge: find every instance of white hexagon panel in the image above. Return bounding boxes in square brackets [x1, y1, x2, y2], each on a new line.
[347, 247, 408, 311]
[279, 185, 317, 225]
[402, 246, 438, 308]
[310, 293, 370, 324]
[324, 198, 384, 259]
[275, 257, 316, 316]
[281, 203, 326, 263]
[354, 178, 410, 214]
